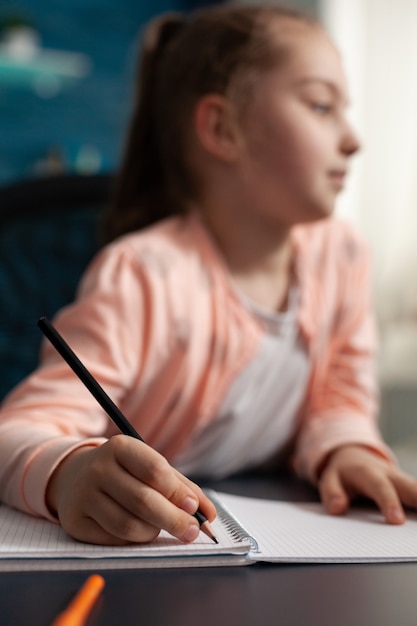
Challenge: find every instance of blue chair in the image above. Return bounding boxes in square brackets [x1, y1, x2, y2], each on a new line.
[0, 173, 114, 401]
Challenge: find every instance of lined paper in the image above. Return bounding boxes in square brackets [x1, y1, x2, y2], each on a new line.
[0, 505, 249, 560]
[216, 492, 417, 562]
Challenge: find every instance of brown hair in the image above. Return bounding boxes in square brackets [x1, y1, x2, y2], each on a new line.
[102, 4, 316, 243]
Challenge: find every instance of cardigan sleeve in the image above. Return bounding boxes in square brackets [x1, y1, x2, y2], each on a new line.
[0, 239, 148, 519]
[293, 223, 394, 482]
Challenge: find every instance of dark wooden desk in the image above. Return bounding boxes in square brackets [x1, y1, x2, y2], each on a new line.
[2, 473, 417, 626]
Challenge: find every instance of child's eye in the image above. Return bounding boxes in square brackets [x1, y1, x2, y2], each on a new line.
[311, 102, 332, 115]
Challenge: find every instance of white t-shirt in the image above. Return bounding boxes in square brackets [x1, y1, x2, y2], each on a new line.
[174, 285, 311, 478]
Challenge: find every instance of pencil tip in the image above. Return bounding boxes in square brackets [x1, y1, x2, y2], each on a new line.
[199, 519, 218, 544]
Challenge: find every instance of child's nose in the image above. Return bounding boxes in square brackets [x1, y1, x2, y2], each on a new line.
[341, 122, 361, 156]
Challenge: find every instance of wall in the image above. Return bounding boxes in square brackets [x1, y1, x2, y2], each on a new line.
[0, 0, 219, 185]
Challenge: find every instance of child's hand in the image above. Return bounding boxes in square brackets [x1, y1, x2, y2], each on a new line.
[318, 444, 417, 524]
[46, 435, 216, 545]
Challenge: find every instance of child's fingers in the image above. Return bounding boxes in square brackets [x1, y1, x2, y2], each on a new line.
[322, 459, 406, 525]
[105, 435, 215, 540]
[173, 468, 217, 521]
[84, 491, 199, 545]
[318, 469, 350, 515]
[63, 492, 162, 545]
[110, 435, 201, 508]
[355, 471, 406, 524]
[389, 470, 417, 511]
[97, 464, 201, 543]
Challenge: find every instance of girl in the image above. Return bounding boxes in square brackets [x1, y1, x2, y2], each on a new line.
[1, 5, 416, 546]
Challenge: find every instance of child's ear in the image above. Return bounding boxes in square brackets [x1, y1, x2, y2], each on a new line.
[193, 94, 243, 162]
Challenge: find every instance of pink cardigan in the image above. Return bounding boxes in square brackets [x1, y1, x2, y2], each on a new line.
[0, 213, 392, 519]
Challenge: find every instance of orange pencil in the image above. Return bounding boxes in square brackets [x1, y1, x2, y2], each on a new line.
[51, 574, 105, 626]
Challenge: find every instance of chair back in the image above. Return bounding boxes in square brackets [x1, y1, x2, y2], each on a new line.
[0, 173, 114, 401]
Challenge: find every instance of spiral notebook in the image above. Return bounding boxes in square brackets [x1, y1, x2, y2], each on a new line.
[1, 491, 417, 571]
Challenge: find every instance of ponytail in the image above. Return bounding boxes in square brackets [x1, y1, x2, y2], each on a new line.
[102, 14, 186, 243]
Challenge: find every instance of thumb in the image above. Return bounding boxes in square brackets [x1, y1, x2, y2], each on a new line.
[318, 468, 350, 516]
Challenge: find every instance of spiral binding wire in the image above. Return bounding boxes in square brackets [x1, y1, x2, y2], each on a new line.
[210, 492, 260, 553]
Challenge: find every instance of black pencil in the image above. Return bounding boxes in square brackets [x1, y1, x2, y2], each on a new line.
[37, 316, 217, 544]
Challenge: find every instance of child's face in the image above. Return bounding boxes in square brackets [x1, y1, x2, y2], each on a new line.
[236, 23, 360, 225]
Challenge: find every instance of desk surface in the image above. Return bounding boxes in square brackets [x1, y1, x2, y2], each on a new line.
[2, 472, 417, 626]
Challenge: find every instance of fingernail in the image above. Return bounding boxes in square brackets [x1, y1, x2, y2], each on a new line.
[182, 496, 198, 514]
[181, 524, 199, 543]
[387, 507, 405, 524]
[328, 496, 344, 514]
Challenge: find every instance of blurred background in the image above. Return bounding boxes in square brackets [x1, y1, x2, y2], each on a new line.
[0, 0, 416, 448]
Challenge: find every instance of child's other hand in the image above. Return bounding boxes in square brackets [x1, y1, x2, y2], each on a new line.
[46, 435, 216, 545]
[318, 444, 417, 524]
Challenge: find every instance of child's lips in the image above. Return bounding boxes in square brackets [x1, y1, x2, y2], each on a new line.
[328, 169, 347, 189]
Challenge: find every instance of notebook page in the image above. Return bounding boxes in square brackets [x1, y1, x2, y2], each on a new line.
[215, 492, 417, 563]
[0, 505, 250, 560]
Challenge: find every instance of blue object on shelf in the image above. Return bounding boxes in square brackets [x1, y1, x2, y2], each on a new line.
[0, 27, 91, 94]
